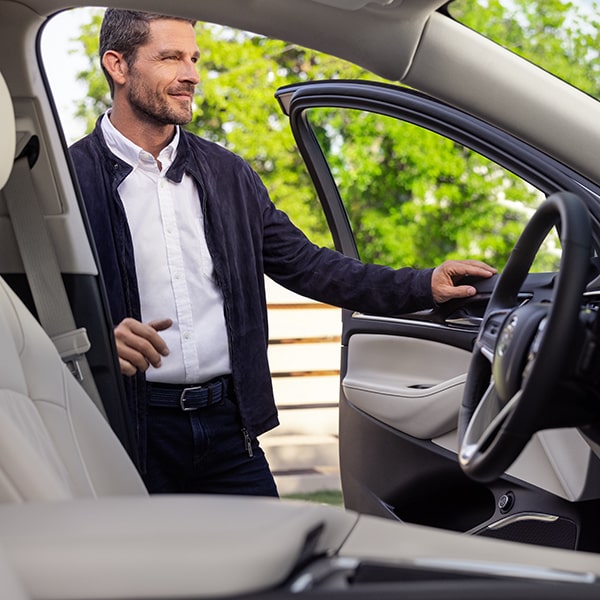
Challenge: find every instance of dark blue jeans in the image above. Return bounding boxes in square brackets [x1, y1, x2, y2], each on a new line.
[143, 385, 278, 497]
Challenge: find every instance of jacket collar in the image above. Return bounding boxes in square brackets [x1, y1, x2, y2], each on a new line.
[165, 128, 199, 184]
[100, 112, 179, 172]
[91, 114, 200, 187]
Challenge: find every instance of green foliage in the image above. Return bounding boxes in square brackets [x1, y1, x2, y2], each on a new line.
[307, 108, 549, 269]
[71, 9, 111, 131]
[68, 2, 598, 270]
[189, 24, 358, 246]
[451, 0, 600, 98]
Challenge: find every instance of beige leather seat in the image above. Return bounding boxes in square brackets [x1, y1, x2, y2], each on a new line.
[0, 71, 147, 502]
[0, 274, 148, 501]
[0, 547, 28, 600]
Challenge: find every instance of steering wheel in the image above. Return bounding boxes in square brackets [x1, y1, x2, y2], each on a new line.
[458, 191, 591, 483]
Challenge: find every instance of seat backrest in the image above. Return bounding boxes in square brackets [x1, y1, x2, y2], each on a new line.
[0, 71, 147, 502]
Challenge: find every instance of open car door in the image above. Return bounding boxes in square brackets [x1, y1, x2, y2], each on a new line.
[276, 80, 600, 551]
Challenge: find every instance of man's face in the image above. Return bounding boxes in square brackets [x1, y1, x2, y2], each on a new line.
[124, 19, 200, 126]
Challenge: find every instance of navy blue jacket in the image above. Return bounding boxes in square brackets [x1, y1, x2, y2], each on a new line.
[70, 117, 434, 466]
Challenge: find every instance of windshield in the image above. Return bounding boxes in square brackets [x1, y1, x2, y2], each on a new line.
[448, 0, 600, 101]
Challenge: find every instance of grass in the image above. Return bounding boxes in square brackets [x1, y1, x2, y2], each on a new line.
[283, 489, 344, 506]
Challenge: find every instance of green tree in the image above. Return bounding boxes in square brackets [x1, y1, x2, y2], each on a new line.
[188, 24, 371, 246]
[72, 10, 111, 130]
[307, 107, 547, 269]
[451, 0, 600, 99]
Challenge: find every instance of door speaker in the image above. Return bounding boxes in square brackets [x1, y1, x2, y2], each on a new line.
[476, 513, 578, 550]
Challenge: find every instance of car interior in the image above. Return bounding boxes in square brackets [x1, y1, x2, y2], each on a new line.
[1, 0, 600, 598]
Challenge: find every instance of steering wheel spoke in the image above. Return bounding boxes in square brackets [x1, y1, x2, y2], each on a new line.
[477, 310, 509, 363]
[460, 384, 520, 465]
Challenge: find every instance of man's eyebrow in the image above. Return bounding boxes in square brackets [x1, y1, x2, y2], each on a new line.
[156, 48, 182, 57]
[156, 48, 201, 59]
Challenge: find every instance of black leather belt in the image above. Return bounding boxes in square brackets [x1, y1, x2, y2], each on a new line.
[147, 376, 231, 411]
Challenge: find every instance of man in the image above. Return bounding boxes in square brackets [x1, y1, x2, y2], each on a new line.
[70, 9, 496, 497]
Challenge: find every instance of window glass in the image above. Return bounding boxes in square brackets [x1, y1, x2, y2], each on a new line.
[305, 107, 560, 272]
[449, 0, 600, 102]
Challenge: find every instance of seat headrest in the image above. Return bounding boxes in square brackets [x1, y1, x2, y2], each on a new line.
[0, 73, 16, 190]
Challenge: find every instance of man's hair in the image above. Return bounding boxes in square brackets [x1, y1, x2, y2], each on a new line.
[99, 9, 196, 97]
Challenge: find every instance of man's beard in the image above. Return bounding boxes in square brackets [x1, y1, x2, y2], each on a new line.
[127, 74, 194, 126]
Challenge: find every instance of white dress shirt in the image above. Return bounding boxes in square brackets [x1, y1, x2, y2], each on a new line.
[101, 113, 231, 384]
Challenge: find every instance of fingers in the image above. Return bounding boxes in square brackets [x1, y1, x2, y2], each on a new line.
[432, 259, 497, 304]
[441, 259, 497, 279]
[150, 318, 173, 333]
[119, 357, 137, 377]
[114, 317, 173, 376]
[444, 283, 478, 300]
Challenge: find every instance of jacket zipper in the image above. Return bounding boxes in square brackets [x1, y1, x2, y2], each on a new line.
[242, 428, 254, 458]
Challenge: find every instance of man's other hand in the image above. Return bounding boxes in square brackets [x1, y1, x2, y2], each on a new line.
[114, 317, 173, 376]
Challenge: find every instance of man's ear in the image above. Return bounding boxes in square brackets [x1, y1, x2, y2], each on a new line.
[102, 50, 128, 86]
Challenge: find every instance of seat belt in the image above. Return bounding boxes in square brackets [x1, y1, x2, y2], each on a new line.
[3, 134, 107, 419]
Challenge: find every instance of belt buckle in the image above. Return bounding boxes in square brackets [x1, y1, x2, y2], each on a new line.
[179, 385, 208, 411]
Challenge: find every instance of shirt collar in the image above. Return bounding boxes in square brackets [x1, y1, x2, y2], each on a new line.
[101, 112, 180, 170]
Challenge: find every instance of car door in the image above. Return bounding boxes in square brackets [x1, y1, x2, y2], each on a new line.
[275, 80, 600, 546]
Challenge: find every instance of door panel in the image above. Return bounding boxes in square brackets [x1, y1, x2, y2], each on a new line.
[277, 80, 600, 550]
[343, 334, 470, 439]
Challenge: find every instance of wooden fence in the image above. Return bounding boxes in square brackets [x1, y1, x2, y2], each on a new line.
[262, 278, 342, 494]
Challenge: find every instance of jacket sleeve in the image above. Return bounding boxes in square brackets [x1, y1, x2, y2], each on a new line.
[257, 175, 434, 316]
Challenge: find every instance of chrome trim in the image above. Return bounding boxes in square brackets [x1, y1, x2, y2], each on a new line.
[480, 346, 494, 361]
[487, 512, 559, 530]
[289, 557, 359, 592]
[445, 316, 483, 327]
[414, 558, 596, 584]
[349, 312, 475, 333]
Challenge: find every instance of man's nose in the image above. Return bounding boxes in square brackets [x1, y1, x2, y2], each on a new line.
[181, 59, 200, 84]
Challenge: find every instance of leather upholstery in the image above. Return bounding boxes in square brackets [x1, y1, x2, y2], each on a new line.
[0, 276, 147, 501]
[0, 73, 15, 190]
